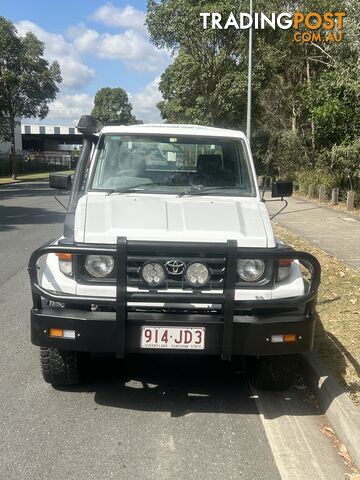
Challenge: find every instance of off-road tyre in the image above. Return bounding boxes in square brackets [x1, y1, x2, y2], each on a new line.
[40, 347, 90, 386]
[247, 354, 298, 391]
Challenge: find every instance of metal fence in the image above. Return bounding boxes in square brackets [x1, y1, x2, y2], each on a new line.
[0, 154, 78, 176]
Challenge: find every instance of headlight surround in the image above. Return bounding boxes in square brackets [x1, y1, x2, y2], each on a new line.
[85, 255, 115, 278]
[185, 262, 210, 287]
[237, 259, 265, 282]
[140, 261, 166, 286]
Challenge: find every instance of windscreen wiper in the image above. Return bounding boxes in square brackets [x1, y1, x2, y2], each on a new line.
[177, 187, 233, 197]
[106, 181, 160, 195]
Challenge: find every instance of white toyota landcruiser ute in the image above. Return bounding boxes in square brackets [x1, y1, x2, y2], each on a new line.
[28, 116, 320, 390]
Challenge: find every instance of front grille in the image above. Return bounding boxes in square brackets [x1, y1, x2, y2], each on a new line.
[74, 250, 274, 289]
[127, 254, 226, 290]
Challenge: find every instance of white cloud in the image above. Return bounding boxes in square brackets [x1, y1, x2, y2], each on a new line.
[66, 24, 100, 54]
[47, 93, 94, 121]
[37, 79, 162, 125]
[84, 2, 170, 72]
[74, 30, 100, 54]
[16, 9, 170, 83]
[98, 31, 169, 72]
[15, 20, 95, 89]
[67, 24, 170, 73]
[90, 3, 146, 31]
[26, 77, 163, 125]
[14, 9, 168, 125]
[129, 77, 163, 123]
[45, 79, 163, 125]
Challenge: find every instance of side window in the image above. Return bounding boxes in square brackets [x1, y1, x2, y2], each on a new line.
[92, 138, 111, 187]
[80, 143, 97, 195]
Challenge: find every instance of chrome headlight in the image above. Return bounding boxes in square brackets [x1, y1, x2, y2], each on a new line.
[85, 255, 115, 278]
[237, 259, 265, 282]
[141, 261, 166, 286]
[185, 262, 210, 287]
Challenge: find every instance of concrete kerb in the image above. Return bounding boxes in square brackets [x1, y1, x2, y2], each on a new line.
[0, 178, 46, 187]
[302, 351, 360, 468]
[0, 180, 21, 187]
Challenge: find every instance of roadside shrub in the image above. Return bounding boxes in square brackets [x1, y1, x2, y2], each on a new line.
[295, 136, 360, 207]
[296, 168, 359, 207]
[296, 169, 338, 196]
[330, 139, 360, 189]
[270, 131, 308, 180]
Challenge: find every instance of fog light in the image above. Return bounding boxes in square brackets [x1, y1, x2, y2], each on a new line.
[49, 328, 76, 339]
[49, 328, 63, 337]
[283, 333, 297, 343]
[140, 261, 166, 286]
[271, 334, 297, 343]
[63, 329, 76, 339]
[185, 262, 210, 287]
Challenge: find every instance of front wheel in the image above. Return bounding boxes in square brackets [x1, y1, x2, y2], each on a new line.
[39, 347, 90, 386]
[246, 354, 298, 391]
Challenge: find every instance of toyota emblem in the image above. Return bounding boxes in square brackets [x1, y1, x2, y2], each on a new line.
[165, 260, 185, 275]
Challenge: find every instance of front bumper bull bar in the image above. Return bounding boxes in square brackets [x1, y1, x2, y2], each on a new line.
[28, 238, 321, 360]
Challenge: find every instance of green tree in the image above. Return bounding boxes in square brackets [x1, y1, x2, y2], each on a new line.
[147, 0, 250, 127]
[0, 16, 61, 179]
[91, 87, 139, 129]
[147, 0, 359, 186]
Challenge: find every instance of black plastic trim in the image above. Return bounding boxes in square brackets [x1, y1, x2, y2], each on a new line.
[28, 239, 321, 360]
[31, 308, 316, 356]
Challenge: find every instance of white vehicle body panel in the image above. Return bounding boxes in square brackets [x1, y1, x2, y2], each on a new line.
[76, 193, 274, 247]
[41, 124, 304, 302]
[41, 247, 305, 302]
[100, 124, 248, 139]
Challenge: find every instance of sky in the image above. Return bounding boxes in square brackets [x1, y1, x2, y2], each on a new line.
[0, 0, 172, 124]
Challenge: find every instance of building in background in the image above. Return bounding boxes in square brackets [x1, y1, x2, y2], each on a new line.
[21, 124, 82, 153]
[0, 119, 22, 154]
[0, 122, 82, 176]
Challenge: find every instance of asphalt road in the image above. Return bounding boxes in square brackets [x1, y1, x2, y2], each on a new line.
[0, 182, 352, 480]
[265, 194, 360, 269]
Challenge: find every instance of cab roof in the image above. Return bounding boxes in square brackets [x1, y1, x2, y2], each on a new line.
[100, 123, 247, 140]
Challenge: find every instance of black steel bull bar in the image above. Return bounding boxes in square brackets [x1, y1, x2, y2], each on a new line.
[28, 238, 321, 360]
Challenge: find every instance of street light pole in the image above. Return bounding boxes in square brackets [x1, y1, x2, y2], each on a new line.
[246, 0, 253, 142]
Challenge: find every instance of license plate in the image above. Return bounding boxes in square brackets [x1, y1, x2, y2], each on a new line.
[140, 326, 205, 350]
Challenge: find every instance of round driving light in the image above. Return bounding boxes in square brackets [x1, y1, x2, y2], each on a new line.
[141, 261, 166, 286]
[85, 255, 115, 278]
[237, 259, 265, 282]
[185, 262, 210, 287]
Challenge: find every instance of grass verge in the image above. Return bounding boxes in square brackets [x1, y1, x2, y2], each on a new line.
[0, 171, 74, 185]
[273, 223, 360, 407]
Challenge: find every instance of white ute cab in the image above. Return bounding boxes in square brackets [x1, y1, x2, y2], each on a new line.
[29, 116, 320, 390]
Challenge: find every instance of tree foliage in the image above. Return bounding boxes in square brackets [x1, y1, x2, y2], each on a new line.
[0, 16, 62, 178]
[91, 87, 139, 129]
[146, 0, 360, 190]
[147, 0, 251, 127]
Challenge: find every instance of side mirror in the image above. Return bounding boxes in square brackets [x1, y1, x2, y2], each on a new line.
[271, 181, 293, 198]
[49, 173, 72, 190]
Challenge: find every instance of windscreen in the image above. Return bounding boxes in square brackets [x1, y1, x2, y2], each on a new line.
[91, 134, 255, 196]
